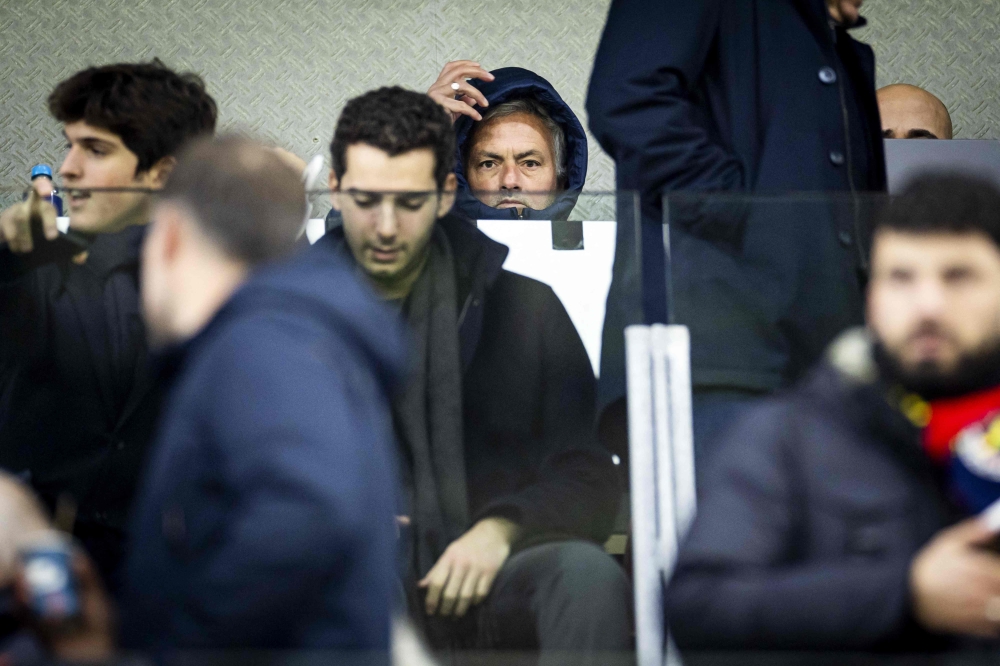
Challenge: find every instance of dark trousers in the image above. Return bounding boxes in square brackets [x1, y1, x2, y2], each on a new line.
[426, 540, 632, 666]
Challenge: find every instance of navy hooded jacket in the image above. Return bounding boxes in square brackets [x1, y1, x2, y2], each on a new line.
[587, 0, 887, 406]
[120, 246, 405, 656]
[453, 67, 589, 221]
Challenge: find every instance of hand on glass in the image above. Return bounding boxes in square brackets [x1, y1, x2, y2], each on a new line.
[427, 60, 495, 123]
[911, 516, 1000, 638]
[418, 517, 520, 618]
[0, 188, 59, 253]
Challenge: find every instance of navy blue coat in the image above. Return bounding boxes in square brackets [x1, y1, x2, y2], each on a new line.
[453, 67, 588, 221]
[667, 335, 954, 650]
[120, 247, 405, 654]
[587, 0, 887, 404]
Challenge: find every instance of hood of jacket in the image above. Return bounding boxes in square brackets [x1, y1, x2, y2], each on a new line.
[453, 67, 589, 221]
[162, 246, 408, 397]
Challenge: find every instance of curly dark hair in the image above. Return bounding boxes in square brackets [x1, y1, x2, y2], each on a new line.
[48, 58, 217, 174]
[330, 86, 455, 189]
[877, 174, 1000, 247]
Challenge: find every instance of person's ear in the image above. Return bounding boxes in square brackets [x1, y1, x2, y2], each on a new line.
[437, 173, 458, 218]
[329, 171, 343, 212]
[141, 156, 177, 190]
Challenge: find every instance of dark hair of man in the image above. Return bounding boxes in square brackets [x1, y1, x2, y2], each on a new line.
[876, 174, 1000, 248]
[467, 97, 567, 185]
[330, 86, 455, 190]
[48, 59, 218, 174]
[159, 135, 305, 265]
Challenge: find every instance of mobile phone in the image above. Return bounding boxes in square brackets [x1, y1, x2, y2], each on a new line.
[19, 533, 79, 621]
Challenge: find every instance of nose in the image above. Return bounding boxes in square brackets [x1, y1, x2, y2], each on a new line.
[374, 199, 399, 243]
[59, 146, 82, 182]
[913, 276, 948, 318]
[500, 163, 521, 191]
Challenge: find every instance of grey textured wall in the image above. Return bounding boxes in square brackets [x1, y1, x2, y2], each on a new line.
[1, 0, 998, 188]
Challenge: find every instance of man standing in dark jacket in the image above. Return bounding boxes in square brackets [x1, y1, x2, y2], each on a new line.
[427, 62, 589, 222]
[114, 136, 404, 657]
[586, 0, 886, 458]
[316, 87, 629, 665]
[0, 61, 216, 584]
[668, 177, 1000, 649]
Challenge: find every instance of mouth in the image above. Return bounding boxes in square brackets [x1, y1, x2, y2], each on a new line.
[370, 247, 401, 263]
[496, 199, 527, 209]
[67, 189, 91, 207]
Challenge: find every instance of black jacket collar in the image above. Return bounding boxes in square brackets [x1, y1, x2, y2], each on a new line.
[83, 224, 146, 279]
[318, 211, 509, 370]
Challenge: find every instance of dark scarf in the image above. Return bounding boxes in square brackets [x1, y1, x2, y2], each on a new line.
[396, 226, 470, 581]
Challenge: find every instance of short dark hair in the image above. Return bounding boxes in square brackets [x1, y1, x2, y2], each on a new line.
[159, 135, 305, 265]
[876, 174, 1000, 248]
[48, 59, 217, 174]
[330, 86, 455, 189]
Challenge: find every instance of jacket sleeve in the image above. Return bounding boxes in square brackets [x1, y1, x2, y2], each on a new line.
[168, 320, 397, 650]
[475, 286, 621, 544]
[665, 403, 917, 649]
[586, 0, 745, 200]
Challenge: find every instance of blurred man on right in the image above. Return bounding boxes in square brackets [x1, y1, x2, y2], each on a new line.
[668, 176, 1000, 649]
[878, 84, 954, 140]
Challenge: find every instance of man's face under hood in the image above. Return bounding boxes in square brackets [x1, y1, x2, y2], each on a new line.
[868, 229, 1000, 397]
[466, 113, 559, 213]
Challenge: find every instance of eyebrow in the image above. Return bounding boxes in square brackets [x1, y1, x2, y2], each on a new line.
[475, 150, 545, 162]
[63, 130, 119, 149]
[906, 128, 939, 139]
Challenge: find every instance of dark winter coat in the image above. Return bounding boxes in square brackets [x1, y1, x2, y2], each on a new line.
[120, 247, 405, 654]
[667, 331, 955, 650]
[587, 0, 888, 406]
[316, 213, 620, 550]
[0, 227, 161, 587]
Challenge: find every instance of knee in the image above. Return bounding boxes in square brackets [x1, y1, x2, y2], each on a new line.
[549, 541, 629, 602]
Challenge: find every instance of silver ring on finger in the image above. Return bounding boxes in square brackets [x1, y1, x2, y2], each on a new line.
[450, 82, 460, 91]
[985, 596, 1000, 623]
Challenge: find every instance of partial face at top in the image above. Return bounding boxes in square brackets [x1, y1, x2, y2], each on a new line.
[59, 121, 172, 233]
[332, 143, 456, 299]
[827, 0, 863, 24]
[878, 85, 953, 140]
[466, 113, 559, 213]
[868, 230, 1000, 390]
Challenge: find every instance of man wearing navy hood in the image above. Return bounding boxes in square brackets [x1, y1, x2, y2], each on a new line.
[428, 61, 588, 221]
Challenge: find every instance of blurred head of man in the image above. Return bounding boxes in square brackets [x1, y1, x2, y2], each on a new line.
[868, 176, 1000, 398]
[141, 135, 305, 347]
[329, 87, 457, 300]
[48, 59, 217, 233]
[464, 98, 564, 213]
[878, 84, 953, 140]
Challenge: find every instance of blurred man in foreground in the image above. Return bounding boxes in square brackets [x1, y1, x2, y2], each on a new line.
[878, 84, 954, 139]
[38, 136, 405, 661]
[427, 61, 588, 221]
[317, 87, 627, 665]
[0, 60, 217, 584]
[668, 176, 1000, 649]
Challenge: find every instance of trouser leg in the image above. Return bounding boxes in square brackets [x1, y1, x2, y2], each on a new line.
[477, 540, 632, 666]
